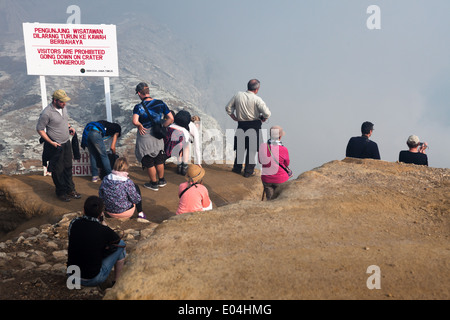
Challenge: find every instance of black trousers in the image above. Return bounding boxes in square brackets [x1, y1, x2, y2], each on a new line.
[51, 140, 75, 196]
[233, 120, 262, 175]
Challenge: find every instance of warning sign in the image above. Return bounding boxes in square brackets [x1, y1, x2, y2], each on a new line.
[23, 23, 119, 77]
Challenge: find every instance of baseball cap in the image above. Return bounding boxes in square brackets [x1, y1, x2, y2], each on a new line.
[52, 89, 71, 102]
[135, 82, 149, 94]
[407, 135, 420, 145]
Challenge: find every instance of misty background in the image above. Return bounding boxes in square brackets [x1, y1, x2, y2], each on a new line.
[1, 0, 449, 176]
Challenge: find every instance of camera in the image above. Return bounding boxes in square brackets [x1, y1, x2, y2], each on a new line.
[259, 115, 267, 122]
[418, 142, 428, 153]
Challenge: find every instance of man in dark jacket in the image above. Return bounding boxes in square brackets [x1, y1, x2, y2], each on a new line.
[346, 121, 381, 160]
[67, 196, 126, 287]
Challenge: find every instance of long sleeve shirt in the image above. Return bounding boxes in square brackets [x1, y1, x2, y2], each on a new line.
[225, 90, 271, 121]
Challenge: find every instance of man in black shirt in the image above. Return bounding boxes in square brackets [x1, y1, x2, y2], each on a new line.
[346, 121, 381, 160]
[67, 196, 126, 287]
[399, 135, 428, 166]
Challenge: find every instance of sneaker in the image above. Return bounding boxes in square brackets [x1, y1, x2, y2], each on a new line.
[138, 212, 147, 219]
[144, 182, 159, 191]
[92, 176, 100, 183]
[57, 194, 71, 202]
[67, 191, 82, 199]
[158, 178, 167, 187]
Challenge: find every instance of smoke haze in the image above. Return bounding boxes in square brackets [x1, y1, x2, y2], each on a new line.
[6, 0, 450, 175]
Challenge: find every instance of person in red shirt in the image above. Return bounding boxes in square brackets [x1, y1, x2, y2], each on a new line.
[176, 164, 212, 215]
[259, 125, 291, 200]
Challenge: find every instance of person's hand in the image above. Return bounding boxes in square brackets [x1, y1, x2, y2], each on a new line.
[419, 142, 428, 154]
[138, 124, 147, 135]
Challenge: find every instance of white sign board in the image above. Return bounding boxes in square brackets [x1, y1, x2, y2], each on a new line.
[72, 150, 92, 177]
[23, 23, 119, 77]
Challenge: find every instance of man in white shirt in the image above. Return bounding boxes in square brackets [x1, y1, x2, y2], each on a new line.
[225, 79, 271, 177]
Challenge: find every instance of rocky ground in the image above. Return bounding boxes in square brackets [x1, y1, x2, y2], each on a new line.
[0, 212, 156, 300]
[0, 163, 259, 300]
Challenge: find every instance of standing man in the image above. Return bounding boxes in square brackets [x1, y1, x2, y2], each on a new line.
[225, 79, 271, 177]
[133, 82, 174, 191]
[36, 89, 81, 202]
[81, 120, 122, 182]
[345, 121, 381, 160]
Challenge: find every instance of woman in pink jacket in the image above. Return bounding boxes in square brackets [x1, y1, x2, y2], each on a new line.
[258, 126, 291, 200]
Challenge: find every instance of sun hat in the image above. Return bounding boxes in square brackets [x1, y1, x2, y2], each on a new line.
[185, 164, 205, 183]
[52, 89, 70, 102]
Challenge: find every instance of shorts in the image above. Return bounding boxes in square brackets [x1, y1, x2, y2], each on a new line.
[141, 151, 166, 169]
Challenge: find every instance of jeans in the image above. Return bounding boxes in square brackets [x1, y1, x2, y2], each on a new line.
[81, 240, 126, 287]
[87, 130, 111, 177]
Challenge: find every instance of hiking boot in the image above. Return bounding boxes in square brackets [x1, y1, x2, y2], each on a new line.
[144, 182, 159, 191]
[158, 178, 167, 187]
[57, 194, 71, 202]
[67, 191, 82, 199]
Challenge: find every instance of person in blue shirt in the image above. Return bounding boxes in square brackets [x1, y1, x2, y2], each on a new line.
[81, 120, 121, 182]
[132, 82, 174, 191]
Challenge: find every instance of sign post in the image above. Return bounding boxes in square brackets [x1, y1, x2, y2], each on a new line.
[23, 22, 119, 175]
[22, 22, 119, 113]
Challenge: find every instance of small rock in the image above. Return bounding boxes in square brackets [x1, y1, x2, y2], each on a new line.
[46, 241, 59, 249]
[52, 250, 68, 260]
[25, 227, 40, 236]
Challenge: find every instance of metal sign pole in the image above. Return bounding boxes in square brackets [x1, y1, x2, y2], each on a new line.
[104, 77, 112, 122]
[39, 75, 47, 109]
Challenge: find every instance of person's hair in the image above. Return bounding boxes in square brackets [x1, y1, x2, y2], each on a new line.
[270, 126, 284, 140]
[247, 79, 260, 91]
[191, 115, 200, 122]
[361, 121, 374, 135]
[84, 196, 104, 218]
[407, 140, 419, 149]
[113, 157, 129, 172]
[139, 87, 150, 95]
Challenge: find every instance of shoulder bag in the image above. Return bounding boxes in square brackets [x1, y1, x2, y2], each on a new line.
[267, 141, 293, 178]
[141, 100, 168, 139]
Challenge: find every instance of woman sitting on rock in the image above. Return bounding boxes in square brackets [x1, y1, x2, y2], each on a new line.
[176, 164, 212, 215]
[99, 157, 147, 220]
[258, 125, 292, 200]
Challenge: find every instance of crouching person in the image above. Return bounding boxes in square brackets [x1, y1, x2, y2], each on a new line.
[67, 196, 126, 287]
